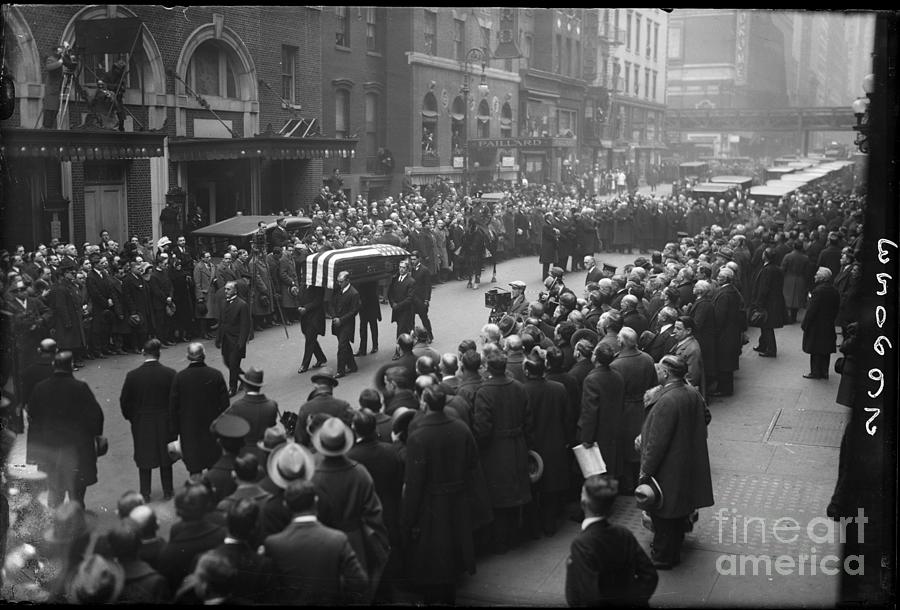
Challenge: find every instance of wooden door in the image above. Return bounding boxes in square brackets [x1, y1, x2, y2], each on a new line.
[84, 184, 126, 244]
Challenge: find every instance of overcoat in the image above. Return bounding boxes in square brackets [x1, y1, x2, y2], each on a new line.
[610, 350, 658, 464]
[107, 274, 132, 334]
[522, 378, 571, 494]
[712, 282, 745, 372]
[578, 365, 625, 478]
[28, 371, 104, 487]
[225, 393, 279, 459]
[192, 260, 216, 319]
[670, 337, 705, 393]
[158, 519, 226, 591]
[687, 295, 717, 382]
[120, 360, 177, 469]
[331, 284, 361, 342]
[249, 256, 275, 316]
[802, 282, 840, 355]
[781, 249, 810, 309]
[169, 361, 230, 473]
[298, 284, 327, 336]
[48, 280, 86, 350]
[277, 255, 301, 308]
[640, 381, 714, 519]
[169, 267, 195, 330]
[539, 222, 558, 264]
[122, 271, 154, 331]
[578, 216, 598, 255]
[388, 274, 415, 329]
[751, 263, 787, 329]
[401, 411, 481, 585]
[473, 375, 533, 508]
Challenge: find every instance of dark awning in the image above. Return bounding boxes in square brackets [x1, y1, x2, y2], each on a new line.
[168, 135, 358, 162]
[1, 127, 166, 161]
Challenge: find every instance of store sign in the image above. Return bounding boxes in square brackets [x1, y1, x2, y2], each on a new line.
[452, 156, 465, 168]
[470, 137, 577, 150]
[502, 156, 515, 167]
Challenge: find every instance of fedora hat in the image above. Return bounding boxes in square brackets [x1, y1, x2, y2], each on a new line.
[498, 315, 518, 338]
[527, 450, 544, 483]
[239, 367, 264, 388]
[258, 424, 288, 452]
[549, 266, 565, 279]
[634, 475, 664, 511]
[267, 441, 316, 489]
[44, 501, 96, 545]
[167, 439, 182, 462]
[570, 328, 599, 348]
[310, 367, 339, 387]
[312, 417, 355, 457]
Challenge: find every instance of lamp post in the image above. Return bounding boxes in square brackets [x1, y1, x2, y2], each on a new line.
[852, 73, 875, 154]
[461, 47, 490, 197]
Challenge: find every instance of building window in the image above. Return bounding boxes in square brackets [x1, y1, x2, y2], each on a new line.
[187, 41, 237, 99]
[646, 19, 653, 58]
[654, 24, 660, 61]
[624, 61, 630, 95]
[454, 19, 465, 61]
[566, 37, 572, 76]
[652, 70, 658, 100]
[366, 7, 378, 52]
[558, 108, 576, 138]
[633, 64, 640, 96]
[555, 34, 562, 73]
[644, 67, 650, 98]
[451, 96, 465, 155]
[424, 10, 437, 55]
[576, 40, 581, 80]
[422, 92, 438, 156]
[625, 11, 632, 51]
[477, 99, 490, 138]
[81, 51, 142, 91]
[365, 92, 378, 159]
[500, 102, 513, 137]
[614, 9, 620, 38]
[635, 14, 641, 54]
[335, 6, 349, 47]
[335, 89, 350, 139]
[668, 24, 681, 61]
[281, 45, 296, 103]
[481, 26, 491, 59]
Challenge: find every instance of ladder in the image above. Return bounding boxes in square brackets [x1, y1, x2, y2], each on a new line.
[56, 64, 76, 129]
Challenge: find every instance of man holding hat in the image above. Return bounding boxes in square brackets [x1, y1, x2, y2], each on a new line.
[120, 338, 178, 502]
[638, 355, 714, 569]
[216, 280, 252, 396]
[565, 474, 658, 606]
[506, 281, 530, 320]
[225, 367, 279, 459]
[122, 261, 154, 354]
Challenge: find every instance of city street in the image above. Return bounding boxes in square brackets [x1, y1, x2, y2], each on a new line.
[6, 246, 845, 607]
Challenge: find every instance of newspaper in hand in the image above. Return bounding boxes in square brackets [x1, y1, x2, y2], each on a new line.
[572, 443, 607, 478]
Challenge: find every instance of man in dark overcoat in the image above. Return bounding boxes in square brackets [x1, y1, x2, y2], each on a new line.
[21, 338, 57, 464]
[801, 267, 841, 380]
[85, 256, 115, 357]
[216, 280, 251, 395]
[148, 255, 175, 345]
[781, 241, 810, 323]
[578, 343, 625, 479]
[686, 280, 717, 397]
[122, 261, 154, 353]
[169, 342, 230, 476]
[401, 385, 481, 605]
[47, 259, 86, 364]
[297, 283, 328, 372]
[355, 281, 382, 356]
[120, 338, 177, 501]
[521, 354, 571, 538]
[224, 366, 278, 461]
[294, 368, 355, 447]
[409, 252, 434, 342]
[473, 350, 533, 554]
[539, 213, 559, 280]
[388, 259, 415, 339]
[639, 355, 714, 569]
[276, 245, 301, 320]
[750, 247, 786, 357]
[710, 268, 745, 397]
[330, 270, 361, 378]
[28, 351, 104, 507]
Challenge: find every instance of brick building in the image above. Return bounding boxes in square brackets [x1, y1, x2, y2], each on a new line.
[1, 4, 354, 250]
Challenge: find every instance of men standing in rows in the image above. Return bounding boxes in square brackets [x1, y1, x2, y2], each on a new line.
[170, 343, 230, 477]
[330, 271, 361, 379]
[120, 338, 177, 502]
[801, 267, 841, 380]
[216, 281, 251, 396]
[28, 351, 104, 507]
[710, 268, 745, 397]
[297, 284, 328, 373]
[224, 367, 278, 459]
[750, 248, 786, 358]
[409, 252, 434, 343]
[639, 355, 714, 569]
[388, 259, 415, 339]
[86, 255, 114, 358]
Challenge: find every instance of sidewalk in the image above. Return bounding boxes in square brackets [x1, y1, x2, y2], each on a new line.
[455, 275, 845, 607]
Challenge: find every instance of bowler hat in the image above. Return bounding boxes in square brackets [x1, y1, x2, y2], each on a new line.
[266, 441, 316, 489]
[211, 414, 250, 440]
[634, 475, 664, 511]
[239, 367, 265, 388]
[257, 424, 288, 452]
[312, 417, 355, 457]
[310, 367, 339, 387]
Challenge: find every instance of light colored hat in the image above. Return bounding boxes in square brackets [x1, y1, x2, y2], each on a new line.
[267, 441, 316, 489]
[156, 236, 172, 249]
[508, 280, 526, 289]
[166, 439, 182, 462]
[312, 417, 355, 457]
[635, 475, 664, 511]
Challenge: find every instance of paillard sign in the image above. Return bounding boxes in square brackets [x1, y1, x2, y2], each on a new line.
[470, 137, 576, 149]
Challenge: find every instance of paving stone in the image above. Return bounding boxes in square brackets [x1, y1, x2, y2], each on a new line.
[766, 409, 849, 447]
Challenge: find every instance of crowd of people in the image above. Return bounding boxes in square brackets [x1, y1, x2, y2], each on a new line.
[0, 164, 866, 605]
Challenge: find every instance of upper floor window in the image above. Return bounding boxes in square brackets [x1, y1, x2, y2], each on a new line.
[477, 99, 490, 138]
[652, 70, 658, 100]
[365, 92, 379, 156]
[481, 26, 491, 59]
[646, 20, 653, 58]
[555, 34, 562, 73]
[644, 67, 650, 99]
[422, 92, 438, 155]
[281, 45, 296, 103]
[624, 61, 630, 95]
[522, 33, 533, 70]
[335, 89, 350, 138]
[654, 24, 660, 61]
[635, 14, 641, 53]
[500, 102, 513, 137]
[366, 7, 379, 52]
[335, 6, 350, 47]
[625, 11, 632, 51]
[424, 10, 437, 55]
[187, 40, 237, 99]
[558, 108, 576, 138]
[454, 19, 465, 61]
[633, 64, 640, 96]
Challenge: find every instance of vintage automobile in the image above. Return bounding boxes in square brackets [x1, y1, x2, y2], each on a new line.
[679, 161, 710, 180]
[690, 182, 740, 202]
[709, 175, 755, 192]
[191, 214, 312, 256]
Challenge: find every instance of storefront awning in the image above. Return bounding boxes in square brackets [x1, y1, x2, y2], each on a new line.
[1, 127, 167, 161]
[168, 135, 358, 162]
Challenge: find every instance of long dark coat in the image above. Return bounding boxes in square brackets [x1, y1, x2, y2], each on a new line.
[712, 282, 745, 373]
[277, 256, 301, 309]
[122, 271, 154, 331]
[28, 371, 104, 487]
[640, 381, 714, 519]
[802, 282, 840, 355]
[751, 263, 786, 329]
[402, 411, 480, 585]
[330, 284, 361, 342]
[522, 377, 571, 494]
[578, 365, 625, 478]
[687, 295, 717, 383]
[169, 267, 195, 330]
[781, 249, 810, 309]
[249, 256, 275, 316]
[610, 350, 658, 464]
[120, 360, 177, 469]
[356, 281, 382, 322]
[225, 393, 279, 459]
[540, 223, 558, 265]
[473, 375, 533, 508]
[48, 280, 86, 350]
[169, 361, 230, 473]
[299, 284, 327, 336]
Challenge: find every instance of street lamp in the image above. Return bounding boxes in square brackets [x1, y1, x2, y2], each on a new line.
[852, 73, 875, 154]
[461, 47, 490, 196]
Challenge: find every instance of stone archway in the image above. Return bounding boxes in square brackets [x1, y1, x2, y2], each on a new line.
[2, 5, 42, 128]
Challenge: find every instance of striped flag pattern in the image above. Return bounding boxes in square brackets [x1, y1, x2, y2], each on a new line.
[304, 244, 409, 288]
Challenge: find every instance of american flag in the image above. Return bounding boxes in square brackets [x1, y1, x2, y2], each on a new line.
[304, 244, 409, 288]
